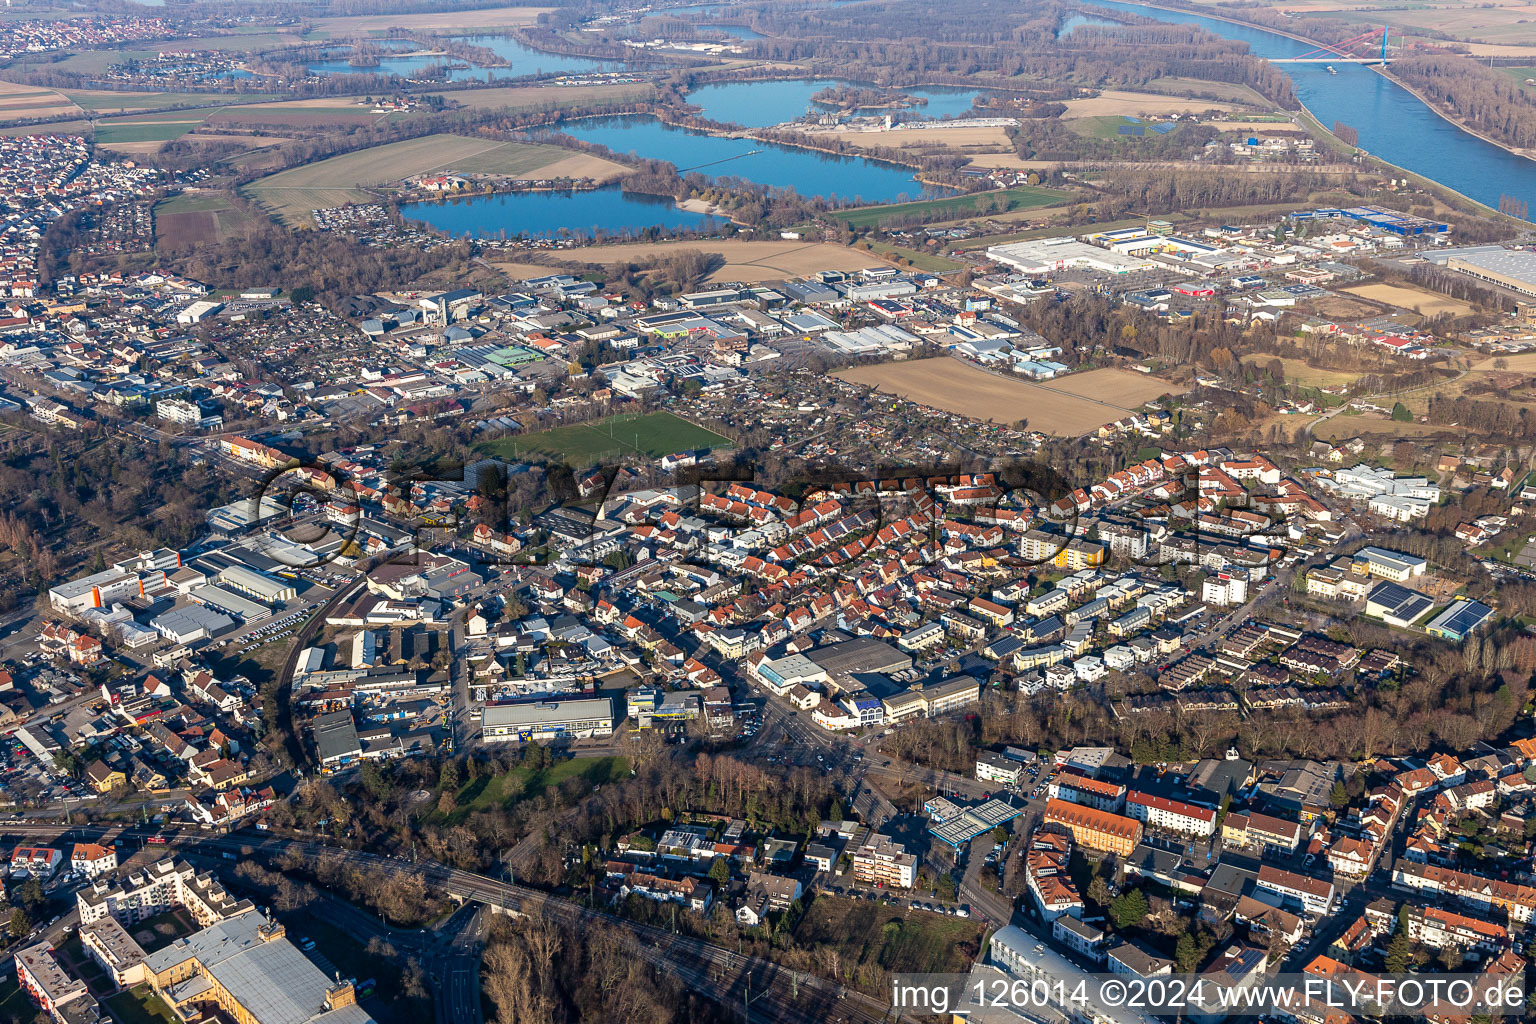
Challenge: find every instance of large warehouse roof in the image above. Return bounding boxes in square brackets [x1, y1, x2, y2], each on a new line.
[482, 697, 616, 729]
[1445, 249, 1536, 295]
[805, 637, 913, 677]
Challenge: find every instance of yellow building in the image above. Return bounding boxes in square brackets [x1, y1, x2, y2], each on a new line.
[85, 760, 126, 794]
[1053, 539, 1105, 571]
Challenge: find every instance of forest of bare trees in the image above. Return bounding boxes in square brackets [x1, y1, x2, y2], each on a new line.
[1426, 393, 1536, 440]
[1392, 54, 1536, 152]
[481, 915, 730, 1024]
[557, 0, 1296, 107]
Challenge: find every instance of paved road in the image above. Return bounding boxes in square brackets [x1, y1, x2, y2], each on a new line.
[1302, 366, 1470, 439]
[958, 831, 1014, 928]
[431, 904, 486, 1024]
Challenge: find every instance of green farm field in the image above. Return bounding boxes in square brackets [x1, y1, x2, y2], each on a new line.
[242, 134, 625, 223]
[477, 411, 734, 464]
[155, 191, 262, 246]
[1067, 114, 1133, 139]
[64, 90, 245, 111]
[94, 120, 201, 144]
[836, 186, 1071, 229]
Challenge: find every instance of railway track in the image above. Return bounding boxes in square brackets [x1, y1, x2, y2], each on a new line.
[0, 823, 894, 1024]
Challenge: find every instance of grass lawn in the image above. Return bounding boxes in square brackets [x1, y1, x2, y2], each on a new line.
[64, 90, 243, 110]
[0, 974, 33, 1021]
[794, 895, 984, 993]
[104, 985, 178, 1024]
[1067, 114, 1131, 139]
[477, 411, 732, 464]
[1480, 530, 1535, 563]
[867, 243, 963, 272]
[1239, 355, 1361, 389]
[435, 755, 628, 823]
[835, 186, 1070, 229]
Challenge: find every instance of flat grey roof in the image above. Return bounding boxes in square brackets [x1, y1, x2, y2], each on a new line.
[146, 911, 375, 1024]
[806, 637, 913, 676]
[312, 711, 360, 761]
[482, 697, 615, 728]
[1448, 248, 1536, 287]
[153, 603, 235, 637]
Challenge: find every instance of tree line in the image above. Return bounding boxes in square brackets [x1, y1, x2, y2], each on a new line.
[1392, 54, 1536, 153]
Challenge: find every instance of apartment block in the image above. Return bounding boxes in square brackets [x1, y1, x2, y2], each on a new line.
[78, 858, 253, 927]
[1043, 799, 1143, 856]
[851, 833, 918, 888]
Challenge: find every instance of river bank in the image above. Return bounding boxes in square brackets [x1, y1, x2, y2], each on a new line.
[1374, 64, 1536, 165]
[1086, 0, 1536, 216]
[1089, 0, 1354, 57]
[1097, 0, 1536, 168]
[1291, 87, 1508, 221]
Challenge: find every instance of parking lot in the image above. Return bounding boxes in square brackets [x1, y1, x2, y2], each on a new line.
[824, 882, 971, 919]
[222, 606, 316, 656]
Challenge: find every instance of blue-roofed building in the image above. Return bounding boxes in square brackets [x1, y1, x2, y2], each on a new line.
[844, 694, 885, 727]
[1364, 581, 1435, 628]
[928, 798, 1022, 848]
[1424, 598, 1494, 641]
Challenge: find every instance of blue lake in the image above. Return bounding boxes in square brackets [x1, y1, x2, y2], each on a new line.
[453, 34, 626, 76]
[708, 24, 765, 40]
[309, 36, 620, 81]
[686, 78, 983, 126]
[403, 112, 942, 239]
[401, 184, 721, 239]
[559, 115, 942, 204]
[1085, 0, 1536, 210]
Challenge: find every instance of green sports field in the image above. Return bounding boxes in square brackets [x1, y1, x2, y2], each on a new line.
[477, 411, 733, 464]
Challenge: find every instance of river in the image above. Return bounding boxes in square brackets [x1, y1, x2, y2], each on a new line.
[1084, 0, 1536, 210]
[411, 0, 1536, 238]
